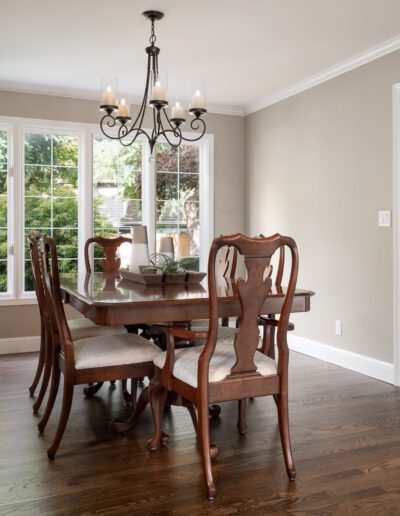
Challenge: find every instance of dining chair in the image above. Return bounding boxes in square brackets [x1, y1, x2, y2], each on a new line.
[28, 235, 128, 414]
[84, 234, 151, 400]
[84, 235, 132, 274]
[39, 235, 161, 459]
[148, 233, 299, 499]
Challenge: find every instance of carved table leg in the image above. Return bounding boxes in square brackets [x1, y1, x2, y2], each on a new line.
[109, 386, 150, 433]
[83, 382, 104, 397]
[209, 404, 221, 419]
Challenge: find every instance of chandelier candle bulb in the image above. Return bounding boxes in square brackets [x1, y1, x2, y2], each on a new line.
[118, 99, 130, 117]
[171, 102, 185, 120]
[101, 86, 117, 106]
[151, 81, 166, 102]
[191, 90, 206, 109]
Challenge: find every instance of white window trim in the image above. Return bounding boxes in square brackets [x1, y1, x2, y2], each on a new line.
[0, 115, 214, 305]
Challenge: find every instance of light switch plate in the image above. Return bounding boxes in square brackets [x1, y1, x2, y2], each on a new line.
[378, 210, 391, 227]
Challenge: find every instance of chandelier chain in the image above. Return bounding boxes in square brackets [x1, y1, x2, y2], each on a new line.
[149, 19, 156, 45]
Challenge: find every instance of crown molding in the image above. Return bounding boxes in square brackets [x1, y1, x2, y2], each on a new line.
[0, 81, 245, 117]
[245, 34, 400, 115]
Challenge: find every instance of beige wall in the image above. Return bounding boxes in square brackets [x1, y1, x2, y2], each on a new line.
[0, 91, 245, 339]
[246, 50, 400, 363]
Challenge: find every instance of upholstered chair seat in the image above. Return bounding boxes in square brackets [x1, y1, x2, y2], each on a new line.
[68, 318, 127, 341]
[73, 333, 161, 370]
[153, 337, 276, 388]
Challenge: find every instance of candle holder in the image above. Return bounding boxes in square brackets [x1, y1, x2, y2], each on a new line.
[100, 105, 118, 115]
[115, 115, 132, 125]
[171, 118, 185, 127]
[189, 108, 207, 117]
[149, 99, 169, 109]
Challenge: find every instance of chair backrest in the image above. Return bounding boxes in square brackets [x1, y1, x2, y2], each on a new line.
[41, 236, 75, 362]
[216, 244, 238, 279]
[202, 233, 298, 382]
[28, 235, 48, 323]
[84, 235, 132, 274]
[259, 233, 285, 288]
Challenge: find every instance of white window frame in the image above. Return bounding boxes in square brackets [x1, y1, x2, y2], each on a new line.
[0, 115, 214, 305]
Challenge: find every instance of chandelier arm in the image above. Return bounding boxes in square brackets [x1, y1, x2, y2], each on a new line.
[122, 53, 152, 141]
[100, 114, 124, 140]
[159, 129, 182, 148]
[180, 117, 207, 142]
[119, 128, 152, 147]
[162, 108, 178, 133]
[159, 115, 183, 147]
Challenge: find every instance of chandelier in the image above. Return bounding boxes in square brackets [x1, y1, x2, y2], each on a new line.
[99, 10, 207, 153]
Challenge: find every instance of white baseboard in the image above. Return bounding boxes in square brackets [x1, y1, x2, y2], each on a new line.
[0, 335, 40, 355]
[288, 334, 394, 385]
[0, 333, 395, 385]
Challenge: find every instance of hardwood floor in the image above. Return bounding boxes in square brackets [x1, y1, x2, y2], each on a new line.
[1, 352, 400, 515]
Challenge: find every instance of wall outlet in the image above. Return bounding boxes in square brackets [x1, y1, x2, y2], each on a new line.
[335, 320, 342, 336]
[378, 210, 391, 227]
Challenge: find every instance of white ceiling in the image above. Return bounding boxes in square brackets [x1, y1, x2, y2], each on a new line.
[1, 0, 400, 113]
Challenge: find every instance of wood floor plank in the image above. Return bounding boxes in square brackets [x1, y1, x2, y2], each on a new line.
[1, 351, 400, 514]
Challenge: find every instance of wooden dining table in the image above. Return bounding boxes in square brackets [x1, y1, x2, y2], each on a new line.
[59, 272, 314, 432]
[60, 272, 314, 327]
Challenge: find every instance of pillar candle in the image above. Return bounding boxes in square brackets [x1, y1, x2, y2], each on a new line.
[101, 86, 117, 106]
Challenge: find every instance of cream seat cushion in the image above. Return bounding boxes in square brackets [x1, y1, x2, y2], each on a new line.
[153, 336, 277, 388]
[68, 318, 127, 341]
[73, 333, 161, 370]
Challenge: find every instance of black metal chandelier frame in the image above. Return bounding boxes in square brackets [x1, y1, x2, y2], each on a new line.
[99, 10, 207, 153]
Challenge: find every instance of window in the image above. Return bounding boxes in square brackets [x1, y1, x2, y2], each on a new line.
[92, 137, 143, 270]
[0, 117, 213, 303]
[23, 131, 79, 291]
[155, 143, 200, 270]
[0, 129, 8, 293]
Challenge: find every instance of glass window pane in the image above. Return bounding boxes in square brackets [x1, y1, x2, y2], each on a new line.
[0, 230, 6, 260]
[53, 229, 78, 259]
[180, 174, 199, 201]
[155, 143, 200, 268]
[179, 144, 199, 173]
[25, 166, 51, 196]
[58, 259, 78, 274]
[53, 136, 78, 166]
[53, 198, 78, 227]
[156, 143, 177, 172]
[24, 260, 34, 292]
[0, 131, 7, 165]
[157, 200, 179, 223]
[0, 170, 6, 195]
[25, 197, 51, 227]
[24, 133, 51, 165]
[93, 138, 143, 235]
[156, 173, 178, 200]
[53, 167, 78, 197]
[0, 195, 6, 227]
[0, 260, 7, 293]
[23, 132, 79, 291]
